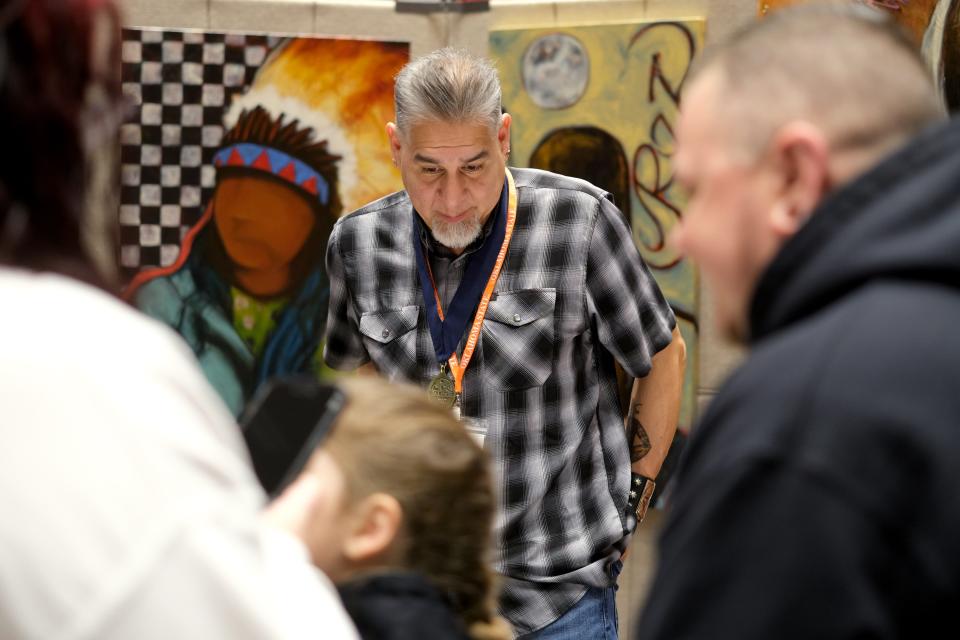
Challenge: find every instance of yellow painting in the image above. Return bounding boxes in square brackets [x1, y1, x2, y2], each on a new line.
[490, 20, 705, 432]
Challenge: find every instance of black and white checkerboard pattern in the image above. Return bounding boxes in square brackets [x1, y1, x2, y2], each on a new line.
[119, 28, 284, 277]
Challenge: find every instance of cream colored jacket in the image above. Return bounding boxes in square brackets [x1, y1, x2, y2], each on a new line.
[0, 270, 357, 640]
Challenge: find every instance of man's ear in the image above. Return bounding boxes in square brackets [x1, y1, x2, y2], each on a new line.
[498, 113, 512, 156]
[386, 122, 402, 166]
[342, 492, 403, 564]
[768, 121, 830, 238]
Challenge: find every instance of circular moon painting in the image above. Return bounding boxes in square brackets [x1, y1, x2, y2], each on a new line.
[522, 33, 589, 109]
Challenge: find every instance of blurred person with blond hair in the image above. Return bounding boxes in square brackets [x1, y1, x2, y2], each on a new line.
[296, 376, 511, 640]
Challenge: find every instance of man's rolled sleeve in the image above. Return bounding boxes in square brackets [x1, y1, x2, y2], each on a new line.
[322, 222, 369, 370]
[586, 197, 676, 379]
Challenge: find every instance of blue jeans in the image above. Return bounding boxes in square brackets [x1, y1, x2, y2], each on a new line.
[520, 561, 622, 640]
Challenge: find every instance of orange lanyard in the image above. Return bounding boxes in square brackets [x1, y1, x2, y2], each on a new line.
[425, 168, 517, 395]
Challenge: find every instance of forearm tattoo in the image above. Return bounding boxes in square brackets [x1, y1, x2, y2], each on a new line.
[626, 404, 652, 463]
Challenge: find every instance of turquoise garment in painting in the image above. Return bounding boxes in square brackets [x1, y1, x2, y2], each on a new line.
[135, 254, 329, 416]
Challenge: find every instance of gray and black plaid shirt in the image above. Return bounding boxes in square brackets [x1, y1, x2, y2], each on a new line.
[324, 168, 675, 635]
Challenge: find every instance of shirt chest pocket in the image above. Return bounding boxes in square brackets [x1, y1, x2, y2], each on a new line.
[481, 288, 556, 391]
[358, 305, 420, 377]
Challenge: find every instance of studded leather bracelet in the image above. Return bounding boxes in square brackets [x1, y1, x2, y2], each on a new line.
[627, 472, 656, 528]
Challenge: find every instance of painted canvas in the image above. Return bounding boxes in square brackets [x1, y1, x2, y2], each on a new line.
[760, 0, 960, 111]
[119, 29, 408, 416]
[490, 20, 705, 436]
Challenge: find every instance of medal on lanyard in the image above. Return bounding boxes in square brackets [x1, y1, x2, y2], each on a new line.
[417, 169, 518, 413]
[428, 363, 457, 407]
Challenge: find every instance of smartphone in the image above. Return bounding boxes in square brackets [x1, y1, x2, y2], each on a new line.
[239, 375, 346, 498]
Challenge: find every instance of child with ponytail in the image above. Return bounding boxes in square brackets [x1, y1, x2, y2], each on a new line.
[297, 377, 511, 640]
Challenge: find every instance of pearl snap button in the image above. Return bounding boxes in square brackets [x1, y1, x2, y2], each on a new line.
[513, 313, 522, 324]
[382, 329, 391, 339]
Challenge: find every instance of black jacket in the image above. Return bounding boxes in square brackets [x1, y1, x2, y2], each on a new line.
[338, 573, 471, 640]
[639, 117, 960, 639]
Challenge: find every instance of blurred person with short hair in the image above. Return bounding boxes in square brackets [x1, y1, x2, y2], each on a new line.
[638, 4, 959, 639]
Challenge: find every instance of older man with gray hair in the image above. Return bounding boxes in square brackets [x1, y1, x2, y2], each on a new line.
[323, 48, 686, 638]
[638, 3, 959, 639]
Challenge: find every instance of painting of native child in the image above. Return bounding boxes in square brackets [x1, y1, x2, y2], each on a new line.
[120, 29, 408, 415]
